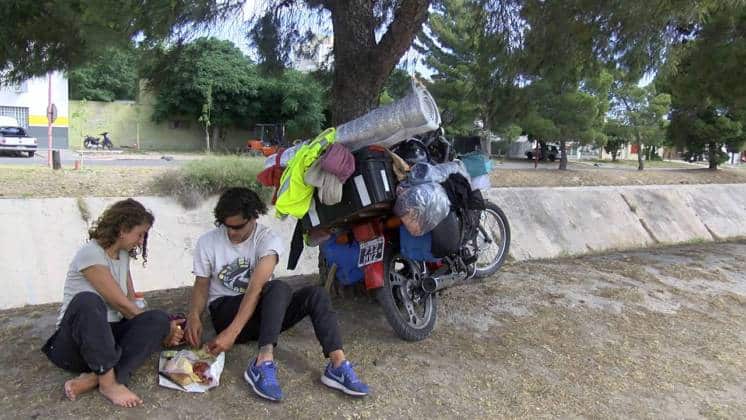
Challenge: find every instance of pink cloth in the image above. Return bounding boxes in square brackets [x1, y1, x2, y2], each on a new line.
[319, 143, 355, 182]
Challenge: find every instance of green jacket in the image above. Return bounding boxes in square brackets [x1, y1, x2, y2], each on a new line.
[275, 128, 336, 218]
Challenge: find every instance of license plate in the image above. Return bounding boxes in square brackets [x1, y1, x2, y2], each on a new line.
[357, 236, 385, 267]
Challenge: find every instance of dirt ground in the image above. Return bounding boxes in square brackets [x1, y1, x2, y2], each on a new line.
[1, 159, 746, 199]
[1, 241, 744, 419]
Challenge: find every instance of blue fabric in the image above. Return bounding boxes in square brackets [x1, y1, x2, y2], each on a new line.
[461, 152, 492, 177]
[399, 225, 438, 262]
[245, 358, 283, 401]
[323, 360, 369, 396]
[321, 236, 364, 286]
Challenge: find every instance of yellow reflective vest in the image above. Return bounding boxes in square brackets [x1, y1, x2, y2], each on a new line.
[275, 128, 336, 218]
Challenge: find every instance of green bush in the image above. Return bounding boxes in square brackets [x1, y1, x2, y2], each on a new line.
[151, 156, 273, 208]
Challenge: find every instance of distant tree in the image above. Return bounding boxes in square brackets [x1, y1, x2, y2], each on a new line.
[0, 0, 242, 82]
[69, 45, 138, 101]
[610, 81, 671, 170]
[520, 71, 611, 170]
[603, 120, 631, 162]
[418, 0, 521, 136]
[143, 38, 324, 150]
[659, 3, 746, 169]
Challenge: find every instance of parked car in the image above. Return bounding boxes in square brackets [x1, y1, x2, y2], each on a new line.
[526, 141, 559, 162]
[0, 117, 37, 157]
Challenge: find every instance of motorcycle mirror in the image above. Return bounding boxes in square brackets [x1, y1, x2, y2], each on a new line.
[440, 109, 455, 126]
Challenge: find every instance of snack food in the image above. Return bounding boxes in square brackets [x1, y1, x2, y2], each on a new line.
[162, 351, 214, 386]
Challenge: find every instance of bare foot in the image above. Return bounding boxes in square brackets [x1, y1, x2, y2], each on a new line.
[64, 373, 98, 401]
[99, 383, 143, 408]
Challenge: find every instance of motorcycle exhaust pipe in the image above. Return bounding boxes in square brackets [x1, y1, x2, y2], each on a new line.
[421, 272, 466, 294]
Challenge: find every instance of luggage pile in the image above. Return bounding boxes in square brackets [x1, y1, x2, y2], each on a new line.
[255, 81, 493, 279]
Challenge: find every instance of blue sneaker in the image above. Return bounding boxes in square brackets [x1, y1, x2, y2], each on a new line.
[243, 358, 283, 401]
[321, 360, 369, 396]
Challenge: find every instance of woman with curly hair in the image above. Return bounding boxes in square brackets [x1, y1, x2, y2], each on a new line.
[42, 198, 184, 408]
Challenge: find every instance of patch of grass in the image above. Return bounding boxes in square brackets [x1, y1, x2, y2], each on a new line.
[75, 197, 91, 224]
[150, 156, 272, 208]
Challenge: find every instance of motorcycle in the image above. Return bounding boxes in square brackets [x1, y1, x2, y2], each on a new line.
[315, 117, 511, 342]
[83, 132, 113, 149]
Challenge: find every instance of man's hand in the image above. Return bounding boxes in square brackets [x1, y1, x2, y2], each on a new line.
[206, 330, 236, 356]
[162, 319, 185, 347]
[185, 313, 203, 348]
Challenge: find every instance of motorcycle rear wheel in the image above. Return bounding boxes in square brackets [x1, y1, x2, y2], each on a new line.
[375, 250, 437, 341]
[473, 201, 511, 278]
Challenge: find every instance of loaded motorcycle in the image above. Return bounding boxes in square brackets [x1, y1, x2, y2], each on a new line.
[307, 116, 511, 342]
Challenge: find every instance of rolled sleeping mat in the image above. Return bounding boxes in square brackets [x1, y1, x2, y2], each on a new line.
[335, 79, 441, 151]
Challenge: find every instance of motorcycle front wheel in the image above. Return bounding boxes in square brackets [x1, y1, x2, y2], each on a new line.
[472, 201, 511, 278]
[83, 140, 93, 149]
[375, 250, 437, 341]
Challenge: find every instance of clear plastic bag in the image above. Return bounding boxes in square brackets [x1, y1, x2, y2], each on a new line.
[405, 161, 471, 185]
[394, 182, 451, 236]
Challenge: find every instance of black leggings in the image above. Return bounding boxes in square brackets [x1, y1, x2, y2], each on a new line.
[42, 291, 170, 385]
[209, 281, 343, 357]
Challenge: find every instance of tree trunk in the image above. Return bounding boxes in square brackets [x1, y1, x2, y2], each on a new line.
[204, 125, 211, 152]
[326, 0, 430, 125]
[635, 132, 644, 171]
[708, 141, 718, 170]
[558, 140, 567, 170]
[611, 150, 618, 162]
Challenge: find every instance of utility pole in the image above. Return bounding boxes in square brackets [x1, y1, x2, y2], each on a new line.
[47, 73, 53, 168]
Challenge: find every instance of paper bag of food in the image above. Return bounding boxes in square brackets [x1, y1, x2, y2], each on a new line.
[158, 349, 225, 393]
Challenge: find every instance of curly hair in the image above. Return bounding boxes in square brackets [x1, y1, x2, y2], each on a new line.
[88, 198, 155, 265]
[214, 187, 268, 226]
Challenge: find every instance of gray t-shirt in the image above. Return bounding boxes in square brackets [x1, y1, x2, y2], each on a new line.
[56, 241, 130, 328]
[193, 224, 284, 304]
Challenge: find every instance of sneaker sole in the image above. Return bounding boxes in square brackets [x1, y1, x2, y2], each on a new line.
[243, 369, 281, 401]
[320, 374, 368, 397]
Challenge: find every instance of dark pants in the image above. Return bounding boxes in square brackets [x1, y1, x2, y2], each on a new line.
[41, 291, 170, 385]
[209, 281, 343, 357]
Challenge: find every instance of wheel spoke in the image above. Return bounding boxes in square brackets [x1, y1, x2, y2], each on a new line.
[389, 271, 406, 286]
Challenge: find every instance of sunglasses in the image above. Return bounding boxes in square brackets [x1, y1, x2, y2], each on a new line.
[223, 220, 251, 231]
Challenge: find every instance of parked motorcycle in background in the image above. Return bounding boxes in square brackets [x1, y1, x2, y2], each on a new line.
[83, 132, 113, 149]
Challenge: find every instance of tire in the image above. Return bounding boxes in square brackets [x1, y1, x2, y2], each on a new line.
[526, 152, 533, 160]
[27, 151, 35, 158]
[84, 140, 93, 149]
[375, 250, 437, 341]
[472, 201, 511, 278]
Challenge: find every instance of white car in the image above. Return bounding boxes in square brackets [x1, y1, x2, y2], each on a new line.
[0, 116, 37, 157]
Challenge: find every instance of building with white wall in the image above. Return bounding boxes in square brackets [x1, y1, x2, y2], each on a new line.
[0, 72, 69, 148]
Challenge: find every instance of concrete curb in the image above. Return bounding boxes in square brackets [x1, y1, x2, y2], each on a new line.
[2, 183, 745, 309]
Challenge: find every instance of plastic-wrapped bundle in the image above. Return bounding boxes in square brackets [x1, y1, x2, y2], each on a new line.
[394, 182, 451, 236]
[263, 142, 305, 169]
[335, 80, 440, 151]
[405, 161, 471, 186]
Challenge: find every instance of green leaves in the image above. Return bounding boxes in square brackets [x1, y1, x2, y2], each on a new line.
[144, 37, 324, 146]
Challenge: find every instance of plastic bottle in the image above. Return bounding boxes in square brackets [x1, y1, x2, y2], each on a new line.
[134, 292, 148, 310]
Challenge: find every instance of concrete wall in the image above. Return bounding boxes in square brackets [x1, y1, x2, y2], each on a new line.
[2, 184, 745, 309]
[484, 184, 746, 261]
[68, 99, 255, 151]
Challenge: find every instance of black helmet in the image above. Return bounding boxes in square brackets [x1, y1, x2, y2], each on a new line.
[393, 139, 430, 166]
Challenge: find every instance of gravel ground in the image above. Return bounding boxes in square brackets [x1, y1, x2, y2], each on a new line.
[1, 241, 744, 419]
